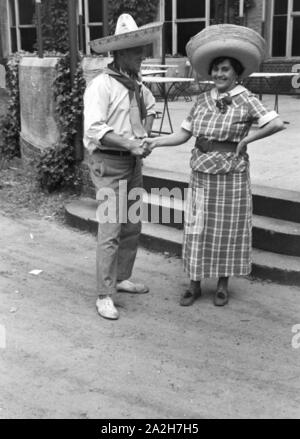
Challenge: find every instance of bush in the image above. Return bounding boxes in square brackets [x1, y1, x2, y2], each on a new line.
[0, 54, 21, 160]
[36, 54, 86, 192]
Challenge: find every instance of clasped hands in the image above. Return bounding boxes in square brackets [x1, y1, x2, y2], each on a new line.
[131, 137, 248, 158]
[130, 138, 159, 158]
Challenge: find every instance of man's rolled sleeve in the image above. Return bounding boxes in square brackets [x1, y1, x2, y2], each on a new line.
[83, 77, 114, 153]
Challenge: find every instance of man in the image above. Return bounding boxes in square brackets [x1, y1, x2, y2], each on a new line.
[83, 14, 162, 320]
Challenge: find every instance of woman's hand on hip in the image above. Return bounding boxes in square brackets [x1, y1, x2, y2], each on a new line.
[235, 138, 248, 158]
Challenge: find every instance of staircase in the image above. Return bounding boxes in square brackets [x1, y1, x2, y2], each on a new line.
[65, 166, 300, 287]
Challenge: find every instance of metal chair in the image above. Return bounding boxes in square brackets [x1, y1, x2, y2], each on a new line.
[169, 60, 194, 102]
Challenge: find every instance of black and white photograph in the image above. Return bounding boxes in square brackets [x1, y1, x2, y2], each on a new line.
[0, 0, 299, 421]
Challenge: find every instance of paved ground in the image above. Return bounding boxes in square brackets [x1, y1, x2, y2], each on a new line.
[146, 94, 300, 193]
[0, 212, 300, 419]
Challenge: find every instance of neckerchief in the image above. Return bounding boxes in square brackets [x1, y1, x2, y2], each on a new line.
[211, 85, 247, 114]
[105, 62, 147, 120]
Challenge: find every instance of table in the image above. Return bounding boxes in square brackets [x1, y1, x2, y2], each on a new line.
[142, 76, 194, 135]
[247, 72, 298, 112]
[142, 64, 178, 69]
[198, 80, 214, 93]
[141, 69, 167, 76]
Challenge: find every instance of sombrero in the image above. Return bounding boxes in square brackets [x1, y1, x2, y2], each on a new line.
[90, 13, 163, 53]
[186, 24, 266, 80]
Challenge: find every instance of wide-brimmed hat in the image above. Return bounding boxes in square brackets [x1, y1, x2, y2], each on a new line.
[186, 24, 266, 80]
[90, 13, 163, 53]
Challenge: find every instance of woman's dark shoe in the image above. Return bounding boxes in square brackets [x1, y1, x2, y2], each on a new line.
[213, 290, 229, 307]
[180, 288, 201, 307]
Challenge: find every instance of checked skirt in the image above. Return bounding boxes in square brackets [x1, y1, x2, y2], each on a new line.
[183, 169, 252, 280]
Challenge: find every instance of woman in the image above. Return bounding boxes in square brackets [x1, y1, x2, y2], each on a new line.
[143, 25, 285, 307]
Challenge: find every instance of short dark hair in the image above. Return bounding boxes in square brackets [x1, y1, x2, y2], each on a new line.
[208, 56, 245, 76]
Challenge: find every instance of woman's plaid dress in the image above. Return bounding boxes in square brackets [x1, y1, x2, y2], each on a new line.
[181, 85, 278, 280]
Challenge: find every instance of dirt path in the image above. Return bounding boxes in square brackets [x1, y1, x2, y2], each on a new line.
[0, 212, 300, 419]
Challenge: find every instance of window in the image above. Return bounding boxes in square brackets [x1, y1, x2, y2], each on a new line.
[7, 0, 105, 54]
[80, 0, 104, 54]
[163, 0, 209, 56]
[271, 0, 300, 57]
[8, 0, 36, 52]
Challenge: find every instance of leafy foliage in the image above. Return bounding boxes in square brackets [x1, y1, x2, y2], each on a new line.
[108, 0, 160, 32]
[0, 53, 21, 160]
[36, 54, 86, 192]
[38, 0, 69, 53]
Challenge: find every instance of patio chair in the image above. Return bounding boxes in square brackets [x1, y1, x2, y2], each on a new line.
[169, 60, 194, 102]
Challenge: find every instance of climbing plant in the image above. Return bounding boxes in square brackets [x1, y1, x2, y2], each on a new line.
[0, 53, 22, 160]
[36, 53, 86, 192]
[108, 0, 160, 31]
[38, 0, 69, 53]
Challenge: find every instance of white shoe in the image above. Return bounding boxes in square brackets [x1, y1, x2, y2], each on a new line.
[116, 279, 149, 294]
[96, 296, 119, 320]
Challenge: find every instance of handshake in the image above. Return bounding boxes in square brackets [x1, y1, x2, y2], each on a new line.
[130, 137, 159, 158]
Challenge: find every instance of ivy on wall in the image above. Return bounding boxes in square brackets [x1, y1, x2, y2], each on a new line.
[0, 53, 21, 160]
[36, 54, 86, 192]
[38, 0, 69, 53]
[108, 0, 160, 32]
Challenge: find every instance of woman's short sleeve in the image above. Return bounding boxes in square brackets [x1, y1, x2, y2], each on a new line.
[181, 100, 198, 132]
[247, 93, 278, 128]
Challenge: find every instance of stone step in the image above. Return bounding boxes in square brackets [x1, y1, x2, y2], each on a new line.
[64, 198, 300, 287]
[143, 166, 300, 223]
[253, 215, 300, 257]
[142, 192, 300, 257]
[65, 197, 98, 235]
[140, 222, 300, 287]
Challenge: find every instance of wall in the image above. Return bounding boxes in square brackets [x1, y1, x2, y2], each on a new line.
[82, 55, 113, 84]
[19, 55, 115, 164]
[246, 1, 263, 35]
[19, 57, 60, 161]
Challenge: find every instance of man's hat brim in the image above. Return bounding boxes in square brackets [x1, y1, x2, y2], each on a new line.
[90, 22, 163, 53]
[186, 24, 266, 80]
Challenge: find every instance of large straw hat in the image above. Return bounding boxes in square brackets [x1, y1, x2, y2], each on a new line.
[90, 14, 163, 53]
[186, 24, 266, 80]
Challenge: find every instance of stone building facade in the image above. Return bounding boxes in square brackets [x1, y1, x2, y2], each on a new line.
[0, 1, 299, 68]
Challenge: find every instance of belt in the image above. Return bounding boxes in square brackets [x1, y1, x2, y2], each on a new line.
[99, 149, 131, 157]
[195, 137, 237, 153]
